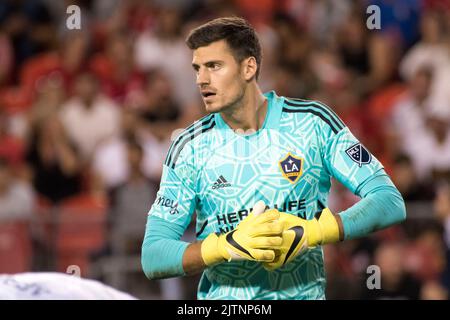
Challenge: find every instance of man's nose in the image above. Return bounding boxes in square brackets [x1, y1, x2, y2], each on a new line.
[196, 68, 210, 86]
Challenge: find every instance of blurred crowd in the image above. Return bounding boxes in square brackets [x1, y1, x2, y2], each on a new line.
[0, 0, 450, 300]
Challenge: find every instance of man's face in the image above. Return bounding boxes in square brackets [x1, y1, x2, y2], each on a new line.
[192, 40, 247, 113]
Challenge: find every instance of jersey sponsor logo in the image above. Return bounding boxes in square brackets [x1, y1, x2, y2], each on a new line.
[216, 199, 306, 234]
[345, 143, 372, 167]
[211, 175, 231, 189]
[279, 152, 304, 184]
[154, 195, 179, 215]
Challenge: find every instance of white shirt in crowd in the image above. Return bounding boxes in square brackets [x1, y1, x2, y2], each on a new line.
[59, 95, 121, 160]
[0, 181, 34, 222]
[92, 134, 170, 188]
[400, 42, 450, 114]
[392, 97, 450, 181]
[134, 30, 198, 107]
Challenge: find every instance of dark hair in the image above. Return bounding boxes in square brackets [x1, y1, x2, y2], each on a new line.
[186, 16, 262, 79]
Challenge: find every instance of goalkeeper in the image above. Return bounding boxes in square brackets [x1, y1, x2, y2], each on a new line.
[141, 17, 406, 300]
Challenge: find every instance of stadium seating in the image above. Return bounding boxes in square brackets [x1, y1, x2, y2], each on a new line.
[0, 221, 32, 273]
[55, 194, 108, 276]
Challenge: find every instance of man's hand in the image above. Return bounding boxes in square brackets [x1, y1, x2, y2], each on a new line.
[201, 201, 284, 266]
[263, 208, 341, 271]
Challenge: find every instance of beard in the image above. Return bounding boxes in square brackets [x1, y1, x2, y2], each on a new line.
[205, 84, 246, 114]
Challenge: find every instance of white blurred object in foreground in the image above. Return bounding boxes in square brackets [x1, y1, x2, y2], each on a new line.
[0, 272, 137, 300]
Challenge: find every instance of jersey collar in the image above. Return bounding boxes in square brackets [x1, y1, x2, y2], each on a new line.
[214, 90, 283, 132]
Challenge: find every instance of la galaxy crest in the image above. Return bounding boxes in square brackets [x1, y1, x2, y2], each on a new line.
[279, 152, 304, 184]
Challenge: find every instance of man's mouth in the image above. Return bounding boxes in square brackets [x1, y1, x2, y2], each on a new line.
[201, 91, 216, 98]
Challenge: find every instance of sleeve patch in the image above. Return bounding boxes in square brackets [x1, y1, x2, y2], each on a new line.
[345, 143, 372, 167]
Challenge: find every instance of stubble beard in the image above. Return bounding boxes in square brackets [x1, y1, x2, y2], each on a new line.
[210, 84, 246, 116]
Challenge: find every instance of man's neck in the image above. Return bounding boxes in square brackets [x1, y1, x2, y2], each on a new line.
[220, 84, 267, 132]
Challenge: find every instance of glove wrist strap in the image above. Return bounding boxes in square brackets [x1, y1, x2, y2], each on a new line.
[317, 208, 340, 245]
[201, 233, 226, 266]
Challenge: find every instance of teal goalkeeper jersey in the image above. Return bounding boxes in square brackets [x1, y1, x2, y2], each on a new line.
[147, 91, 385, 299]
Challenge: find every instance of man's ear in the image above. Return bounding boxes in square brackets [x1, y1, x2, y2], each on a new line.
[242, 57, 258, 81]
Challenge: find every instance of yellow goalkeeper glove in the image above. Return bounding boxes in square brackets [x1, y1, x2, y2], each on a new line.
[201, 201, 284, 266]
[263, 208, 341, 271]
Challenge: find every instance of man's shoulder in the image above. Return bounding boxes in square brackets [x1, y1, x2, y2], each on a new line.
[280, 96, 336, 116]
[280, 96, 346, 134]
[172, 113, 217, 146]
[164, 113, 216, 169]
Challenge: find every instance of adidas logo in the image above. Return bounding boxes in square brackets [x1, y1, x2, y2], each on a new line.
[212, 175, 231, 189]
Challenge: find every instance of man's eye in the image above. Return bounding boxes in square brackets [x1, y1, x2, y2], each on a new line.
[211, 64, 220, 70]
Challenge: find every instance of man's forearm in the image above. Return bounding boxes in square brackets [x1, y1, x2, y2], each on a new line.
[141, 216, 190, 280]
[338, 175, 406, 240]
[182, 241, 207, 275]
[142, 215, 214, 279]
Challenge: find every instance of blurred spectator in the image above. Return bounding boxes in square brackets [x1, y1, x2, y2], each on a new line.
[380, 64, 450, 181]
[0, 0, 55, 84]
[0, 109, 25, 167]
[367, 34, 403, 92]
[91, 69, 182, 188]
[136, 69, 182, 140]
[427, 107, 450, 182]
[0, 29, 13, 86]
[59, 72, 121, 161]
[0, 157, 34, 222]
[284, 0, 352, 45]
[420, 280, 448, 300]
[400, 10, 447, 79]
[25, 116, 81, 204]
[0, 157, 34, 274]
[55, 31, 90, 93]
[391, 154, 435, 201]
[389, 67, 433, 164]
[309, 48, 350, 100]
[323, 243, 360, 299]
[337, 10, 370, 76]
[434, 183, 450, 292]
[435, 183, 450, 247]
[26, 72, 66, 137]
[404, 222, 447, 284]
[398, 104, 450, 183]
[370, 0, 421, 50]
[90, 32, 145, 105]
[400, 10, 450, 117]
[361, 242, 422, 300]
[271, 13, 312, 84]
[269, 64, 306, 98]
[18, 31, 89, 101]
[134, 7, 198, 107]
[234, 0, 275, 25]
[92, 108, 168, 189]
[109, 139, 157, 255]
